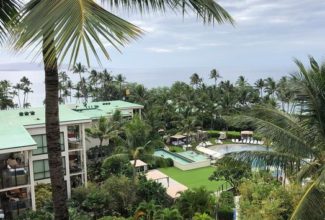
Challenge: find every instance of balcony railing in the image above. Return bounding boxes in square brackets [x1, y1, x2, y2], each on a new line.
[0, 166, 29, 189]
[68, 137, 82, 150]
[1, 198, 31, 219]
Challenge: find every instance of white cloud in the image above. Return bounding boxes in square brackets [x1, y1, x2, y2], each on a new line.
[146, 47, 173, 53]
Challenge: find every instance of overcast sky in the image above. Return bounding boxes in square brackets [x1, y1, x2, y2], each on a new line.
[1, 0, 325, 105]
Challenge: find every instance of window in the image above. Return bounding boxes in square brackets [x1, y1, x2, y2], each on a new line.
[32, 133, 65, 155]
[33, 157, 66, 180]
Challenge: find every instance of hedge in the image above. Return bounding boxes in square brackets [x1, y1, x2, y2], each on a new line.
[217, 191, 235, 220]
[207, 130, 241, 139]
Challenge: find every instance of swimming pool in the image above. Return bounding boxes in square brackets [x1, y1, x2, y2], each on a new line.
[209, 144, 268, 156]
[154, 150, 193, 165]
[154, 149, 211, 170]
[177, 151, 209, 162]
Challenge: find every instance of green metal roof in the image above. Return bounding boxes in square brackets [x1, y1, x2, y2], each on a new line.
[0, 105, 91, 127]
[0, 100, 141, 150]
[70, 100, 143, 119]
[0, 105, 91, 150]
[0, 123, 36, 151]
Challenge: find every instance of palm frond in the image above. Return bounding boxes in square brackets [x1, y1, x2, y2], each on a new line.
[104, 0, 234, 24]
[0, 0, 20, 44]
[228, 151, 302, 168]
[290, 166, 325, 220]
[226, 107, 313, 158]
[102, 153, 129, 167]
[12, 0, 142, 66]
[296, 161, 322, 182]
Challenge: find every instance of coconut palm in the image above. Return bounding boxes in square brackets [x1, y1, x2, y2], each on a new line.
[210, 69, 221, 87]
[176, 187, 216, 219]
[85, 116, 120, 147]
[134, 200, 160, 220]
[264, 77, 277, 98]
[154, 208, 183, 220]
[13, 83, 23, 107]
[254, 78, 265, 98]
[227, 57, 325, 220]
[73, 63, 88, 103]
[10, 1, 233, 219]
[115, 73, 126, 99]
[190, 73, 202, 88]
[0, 0, 19, 44]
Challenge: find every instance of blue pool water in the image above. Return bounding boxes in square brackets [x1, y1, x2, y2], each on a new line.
[210, 144, 268, 156]
[154, 150, 192, 164]
[177, 151, 209, 162]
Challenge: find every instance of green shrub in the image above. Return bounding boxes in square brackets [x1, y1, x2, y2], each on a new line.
[207, 130, 220, 138]
[217, 191, 235, 220]
[207, 130, 241, 139]
[150, 157, 173, 168]
[35, 184, 52, 210]
[226, 131, 241, 139]
[169, 146, 184, 153]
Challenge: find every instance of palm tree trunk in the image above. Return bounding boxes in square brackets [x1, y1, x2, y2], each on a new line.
[43, 35, 69, 220]
[17, 92, 21, 107]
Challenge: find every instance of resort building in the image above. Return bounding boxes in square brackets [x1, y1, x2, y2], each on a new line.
[0, 100, 143, 219]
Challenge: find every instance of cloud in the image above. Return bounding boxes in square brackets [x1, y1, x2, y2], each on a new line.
[146, 47, 173, 53]
[146, 45, 197, 53]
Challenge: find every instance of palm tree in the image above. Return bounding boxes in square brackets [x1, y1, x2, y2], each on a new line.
[236, 75, 248, 87]
[73, 63, 88, 103]
[134, 200, 160, 220]
[11, 1, 233, 219]
[264, 77, 277, 98]
[154, 208, 183, 220]
[190, 73, 202, 88]
[13, 83, 23, 107]
[0, 0, 19, 45]
[123, 116, 153, 179]
[85, 116, 120, 147]
[66, 80, 73, 103]
[20, 76, 32, 107]
[115, 73, 126, 99]
[176, 187, 216, 219]
[210, 69, 221, 87]
[254, 78, 265, 98]
[228, 57, 325, 220]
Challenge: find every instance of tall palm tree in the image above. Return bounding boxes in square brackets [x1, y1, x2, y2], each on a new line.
[85, 116, 120, 147]
[190, 73, 202, 88]
[11, 1, 233, 219]
[13, 83, 23, 107]
[115, 73, 126, 99]
[254, 78, 265, 98]
[73, 63, 88, 103]
[236, 75, 248, 87]
[20, 76, 33, 107]
[228, 57, 325, 220]
[210, 69, 221, 87]
[264, 77, 277, 98]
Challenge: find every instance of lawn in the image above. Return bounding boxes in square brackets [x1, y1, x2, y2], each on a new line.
[159, 166, 229, 192]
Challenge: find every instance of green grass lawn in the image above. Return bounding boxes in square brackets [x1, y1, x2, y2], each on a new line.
[159, 166, 229, 192]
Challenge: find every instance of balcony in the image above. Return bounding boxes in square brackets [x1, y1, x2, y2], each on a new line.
[68, 138, 82, 150]
[0, 167, 29, 190]
[0, 189, 31, 219]
[68, 125, 82, 150]
[69, 152, 82, 174]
